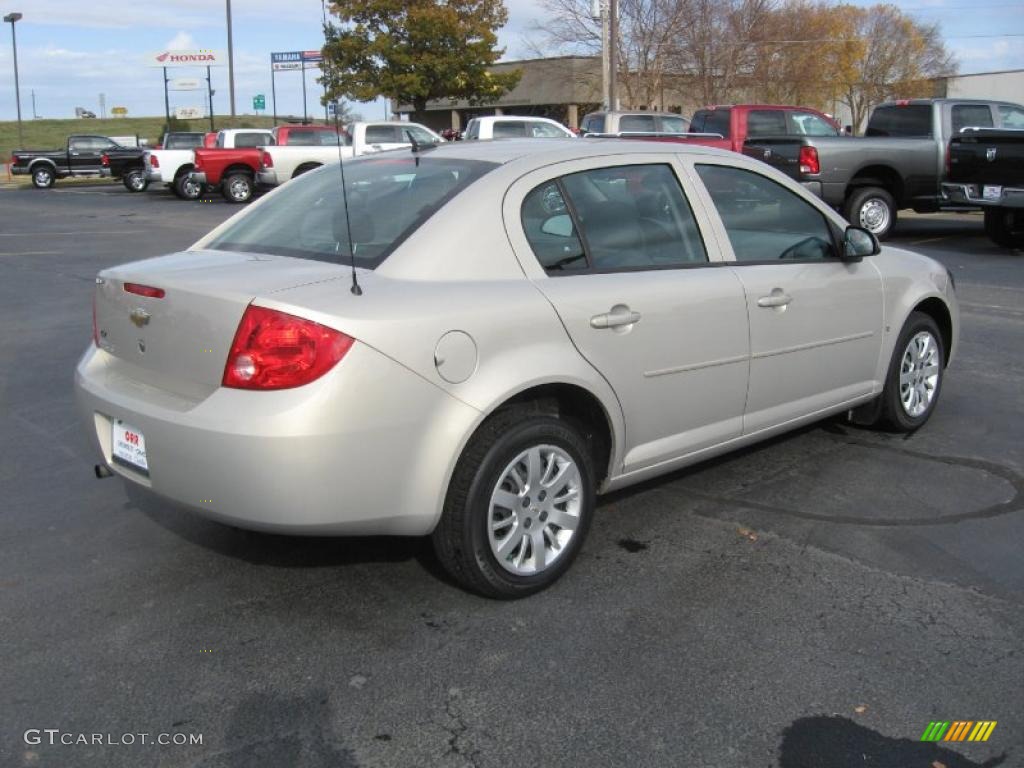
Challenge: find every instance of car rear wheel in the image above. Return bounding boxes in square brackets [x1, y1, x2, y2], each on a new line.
[983, 208, 1023, 249]
[845, 186, 896, 240]
[223, 173, 254, 203]
[123, 170, 149, 193]
[875, 312, 945, 432]
[174, 172, 204, 201]
[432, 405, 595, 598]
[31, 166, 55, 189]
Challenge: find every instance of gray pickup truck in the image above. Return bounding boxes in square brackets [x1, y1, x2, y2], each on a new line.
[744, 98, 1024, 239]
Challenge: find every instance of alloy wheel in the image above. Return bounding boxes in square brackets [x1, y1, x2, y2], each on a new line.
[899, 330, 940, 417]
[859, 198, 890, 235]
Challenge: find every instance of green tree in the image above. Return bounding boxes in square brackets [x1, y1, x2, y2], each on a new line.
[322, 0, 521, 113]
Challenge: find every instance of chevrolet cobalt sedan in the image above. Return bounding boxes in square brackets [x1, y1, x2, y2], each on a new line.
[76, 140, 958, 598]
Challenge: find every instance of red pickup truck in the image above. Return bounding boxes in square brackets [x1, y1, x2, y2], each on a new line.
[191, 124, 339, 203]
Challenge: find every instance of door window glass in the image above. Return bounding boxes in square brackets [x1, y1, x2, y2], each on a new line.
[521, 182, 588, 272]
[493, 121, 528, 138]
[952, 104, 994, 133]
[619, 114, 656, 132]
[659, 116, 689, 134]
[530, 121, 570, 137]
[701, 109, 731, 138]
[998, 105, 1024, 128]
[402, 125, 439, 144]
[790, 111, 838, 136]
[695, 164, 837, 262]
[582, 115, 605, 133]
[865, 105, 933, 137]
[365, 125, 399, 144]
[747, 110, 788, 137]
[235, 133, 273, 148]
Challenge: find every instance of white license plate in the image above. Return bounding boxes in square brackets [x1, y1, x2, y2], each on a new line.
[983, 185, 1002, 201]
[111, 420, 149, 475]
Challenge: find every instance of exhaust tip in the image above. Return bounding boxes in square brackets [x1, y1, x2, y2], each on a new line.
[94, 464, 114, 479]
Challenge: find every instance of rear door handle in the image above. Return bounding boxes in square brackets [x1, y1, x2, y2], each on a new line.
[591, 306, 642, 329]
[757, 290, 792, 308]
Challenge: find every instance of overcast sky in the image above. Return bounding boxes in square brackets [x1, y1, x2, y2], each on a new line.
[0, 0, 1020, 121]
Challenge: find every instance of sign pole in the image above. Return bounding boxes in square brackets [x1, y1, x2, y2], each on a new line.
[301, 61, 308, 124]
[271, 66, 277, 126]
[163, 67, 171, 124]
[207, 66, 215, 131]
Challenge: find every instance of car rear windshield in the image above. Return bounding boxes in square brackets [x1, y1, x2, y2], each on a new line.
[285, 130, 346, 146]
[865, 105, 933, 137]
[207, 155, 497, 268]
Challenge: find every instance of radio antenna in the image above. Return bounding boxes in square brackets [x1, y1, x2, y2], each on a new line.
[332, 104, 362, 296]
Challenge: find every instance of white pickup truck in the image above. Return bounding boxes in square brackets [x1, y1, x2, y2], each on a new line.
[256, 121, 443, 187]
[146, 128, 274, 200]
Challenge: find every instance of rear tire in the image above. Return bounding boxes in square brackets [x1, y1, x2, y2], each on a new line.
[123, 169, 149, 193]
[983, 208, 1023, 249]
[31, 165, 55, 189]
[432, 405, 595, 599]
[845, 186, 896, 240]
[874, 311, 945, 432]
[222, 172, 254, 203]
[174, 171, 204, 201]
[292, 162, 321, 179]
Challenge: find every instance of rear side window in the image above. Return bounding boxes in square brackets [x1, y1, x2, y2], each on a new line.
[999, 105, 1024, 128]
[582, 115, 605, 133]
[493, 121, 528, 139]
[286, 130, 342, 146]
[701, 110, 731, 138]
[619, 114, 656, 132]
[402, 125, 439, 144]
[789, 112, 838, 136]
[659, 116, 689, 134]
[689, 112, 707, 133]
[207, 157, 496, 268]
[522, 164, 708, 274]
[530, 122, 570, 137]
[951, 104, 994, 133]
[235, 133, 273, 148]
[365, 125, 400, 143]
[164, 134, 204, 149]
[747, 110, 788, 137]
[695, 164, 836, 262]
[865, 105, 933, 137]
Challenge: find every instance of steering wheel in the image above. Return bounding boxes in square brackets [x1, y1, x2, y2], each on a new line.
[779, 236, 825, 260]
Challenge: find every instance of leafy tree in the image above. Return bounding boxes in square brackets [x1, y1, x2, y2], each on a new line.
[321, 0, 521, 113]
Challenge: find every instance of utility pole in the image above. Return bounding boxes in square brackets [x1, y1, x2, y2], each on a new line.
[608, 0, 619, 110]
[225, 0, 236, 116]
[4, 12, 24, 149]
[593, 1, 610, 111]
[31, 88, 38, 118]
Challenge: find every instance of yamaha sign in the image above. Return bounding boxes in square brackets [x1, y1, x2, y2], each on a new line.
[146, 49, 227, 67]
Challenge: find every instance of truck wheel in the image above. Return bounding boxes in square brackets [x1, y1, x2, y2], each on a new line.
[223, 173, 254, 203]
[292, 163, 321, 179]
[845, 186, 896, 240]
[31, 166, 55, 189]
[983, 209, 1023, 249]
[174, 172, 204, 201]
[123, 170, 149, 193]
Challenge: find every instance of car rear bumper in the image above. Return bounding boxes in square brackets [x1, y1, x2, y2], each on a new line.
[800, 180, 822, 198]
[256, 170, 280, 186]
[74, 341, 479, 536]
[942, 182, 1024, 209]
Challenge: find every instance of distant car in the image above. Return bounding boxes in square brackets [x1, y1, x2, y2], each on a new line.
[580, 110, 690, 135]
[77, 139, 957, 598]
[464, 116, 576, 140]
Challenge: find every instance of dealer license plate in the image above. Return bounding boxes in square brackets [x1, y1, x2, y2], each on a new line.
[983, 185, 1002, 201]
[111, 420, 149, 476]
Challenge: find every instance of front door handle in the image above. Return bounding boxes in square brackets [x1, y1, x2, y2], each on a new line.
[591, 305, 642, 329]
[757, 290, 792, 308]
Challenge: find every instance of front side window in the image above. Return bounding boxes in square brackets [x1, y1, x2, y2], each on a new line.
[530, 122, 570, 137]
[493, 121, 528, 138]
[747, 110, 788, 137]
[235, 133, 273, 148]
[660, 116, 689, 134]
[365, 125, 399, 143]
[402, 125, 440, 144]
[521, 164, 708, 274]
[790, 111, 838, 136]
[619, 114, 656, 132]
[998, 104, 1024, 129]
[952, 104, 994, 133]
[702, 109, 731, 138]
[695, 164, 837, 262]
[207, 157, 496, 268]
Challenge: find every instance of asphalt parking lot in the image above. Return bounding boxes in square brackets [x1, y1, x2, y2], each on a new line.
[1, 183, 1021, 768]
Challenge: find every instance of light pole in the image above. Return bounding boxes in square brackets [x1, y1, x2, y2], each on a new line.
[225, 0, 236, 117]
[4, 12, 23, 149]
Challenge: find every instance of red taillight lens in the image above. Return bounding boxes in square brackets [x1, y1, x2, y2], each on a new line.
[149, 153, 159, 168]
[124, 282, 165, 298]
[194, 154, 204, 170]
[261, 150, 273, 168]
[798, 146, 820, 175]
[222, 305, 354, 390]
[101, 153, 110, 167]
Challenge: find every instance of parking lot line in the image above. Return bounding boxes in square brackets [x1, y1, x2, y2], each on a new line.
[0, 230, 146, 237]
[0, 251, 64, 257]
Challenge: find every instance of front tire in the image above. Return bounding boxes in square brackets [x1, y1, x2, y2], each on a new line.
[31, 165, 55, 189]
[432, 406, 596, 598]
[875, 312, 945, 432]
[984, 208, 1023, 249]
[222, 172, 254, 203]
[845, 186, 896, 240]
[174, 171, 204, 201]
[123, 169, 149, 192]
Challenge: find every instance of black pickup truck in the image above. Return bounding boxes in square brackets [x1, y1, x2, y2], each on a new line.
[744, 98, 1024, 239]
[101, 146, 149, 192]
[11, 135, 132, 188]
[943, 128, 1024, 248]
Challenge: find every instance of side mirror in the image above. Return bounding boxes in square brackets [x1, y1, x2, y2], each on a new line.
[843, 226, 880, 261]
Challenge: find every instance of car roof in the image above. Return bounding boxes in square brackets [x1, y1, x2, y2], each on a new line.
[387, 137, 736, 166]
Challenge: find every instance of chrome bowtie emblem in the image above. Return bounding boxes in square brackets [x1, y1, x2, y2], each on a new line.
[986, 147, 997, 162]
[130, 308, 151, 328]
[763, 149, 772, 160]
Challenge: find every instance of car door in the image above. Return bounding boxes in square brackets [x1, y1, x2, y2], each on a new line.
[689, 160, 884, 433]
[70, 136, 113, 173]
[504, 158, 750, 473]
[364, 125, 404, 152]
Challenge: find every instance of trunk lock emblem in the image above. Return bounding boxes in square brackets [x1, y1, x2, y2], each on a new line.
[130, 308, 151, 328]
[986, 147, 997, 162]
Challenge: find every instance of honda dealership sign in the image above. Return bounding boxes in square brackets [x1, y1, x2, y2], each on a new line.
[147, 49, 227, 67]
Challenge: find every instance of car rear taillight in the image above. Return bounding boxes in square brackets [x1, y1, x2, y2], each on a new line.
[798, 146, 820, 175]
[261, 150, 273, 169]
[101, 154, 110, 167]
[124, 282, 165, 298]
[222, 305, 354, 390]
[194, 154, 204, 170]
[149, 153, 159, 168]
